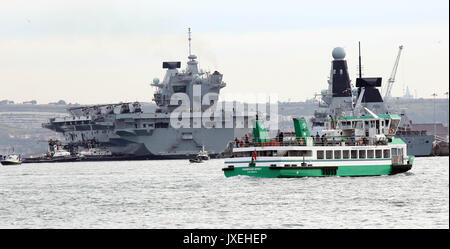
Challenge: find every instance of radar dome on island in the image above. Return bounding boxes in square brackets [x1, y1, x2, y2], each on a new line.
[332, 47, 346, 60]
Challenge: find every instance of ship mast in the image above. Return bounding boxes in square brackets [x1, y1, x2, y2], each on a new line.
[186, 27, 199, 74]
[358, 41, 362, 78]
[188, 27, 192, 57]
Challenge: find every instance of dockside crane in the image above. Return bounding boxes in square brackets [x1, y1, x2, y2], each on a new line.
[383, 45, 403, 99]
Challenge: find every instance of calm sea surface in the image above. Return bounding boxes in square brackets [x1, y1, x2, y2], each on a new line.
[0, 157, 448, 228]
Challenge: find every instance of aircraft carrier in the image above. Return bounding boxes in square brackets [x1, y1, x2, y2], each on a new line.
[43, 29, 253, 159]
[310, 45, 434, 156]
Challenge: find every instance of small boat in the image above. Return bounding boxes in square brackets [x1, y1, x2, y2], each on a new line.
[78, 147, 112, 157]
[189, 157, 204, 163]
[22, 140, 78, 163]
[188, 146, 209, 163]
[1, 154, 22, 166]
[196, 146, 210, 160]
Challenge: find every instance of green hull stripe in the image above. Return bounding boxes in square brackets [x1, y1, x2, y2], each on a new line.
[223, 165, 393, 178]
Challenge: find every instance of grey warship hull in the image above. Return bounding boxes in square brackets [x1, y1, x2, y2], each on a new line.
[43, 105, 252, 159]
[100, 126, 249, 158]
[395, 134, 434, 157]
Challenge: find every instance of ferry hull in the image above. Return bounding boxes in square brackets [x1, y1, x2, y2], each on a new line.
[223, 164, 412, 178]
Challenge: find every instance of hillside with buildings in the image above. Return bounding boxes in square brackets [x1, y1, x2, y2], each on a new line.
[0, 97, 448, 156]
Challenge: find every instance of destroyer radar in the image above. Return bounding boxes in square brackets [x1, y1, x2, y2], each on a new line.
[332, 47, 346, 60]
[153, 78, 160, 84]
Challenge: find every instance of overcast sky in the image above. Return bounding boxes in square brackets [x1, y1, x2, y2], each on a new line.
[0, 0, 448, 104]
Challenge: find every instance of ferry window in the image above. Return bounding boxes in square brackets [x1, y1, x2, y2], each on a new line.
[326, 150, 333, 159]
[351, 150, 358, 159]
[390, 119, 400, 131]
[375, 150, 382, 158]
[289, 150, 312, 157]
[259, 151, 274, 157]
[383, 149, 390, 158]
[343, 150, 350, 159]
[367, 150, 374, 158]
[317, 150, 324, 159]
[359, 150, 366, 159]
[302, 150, 312, 157]
[391, 148, 397, 156]
[334, 150, 341, 159]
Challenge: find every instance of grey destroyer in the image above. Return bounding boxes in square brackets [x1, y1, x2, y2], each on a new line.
[43, 29, 253, 159]
[310, 44, 434, 156]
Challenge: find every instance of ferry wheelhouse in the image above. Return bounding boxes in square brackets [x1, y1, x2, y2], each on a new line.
[223, 112, 413, 178]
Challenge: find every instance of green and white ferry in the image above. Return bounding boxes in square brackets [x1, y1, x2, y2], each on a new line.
[223, 110, 414, 178]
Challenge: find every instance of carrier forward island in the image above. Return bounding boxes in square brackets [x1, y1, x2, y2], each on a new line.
[43, 29, 253, 159]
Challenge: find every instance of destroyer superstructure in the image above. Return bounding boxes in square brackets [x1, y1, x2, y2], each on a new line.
[43, 29, 253, 159]
[310, 45, 434, 156]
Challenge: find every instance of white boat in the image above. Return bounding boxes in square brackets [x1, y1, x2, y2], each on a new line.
[196, 146, 210, 160]
[1, 154, 22, 166]
[52, 147, 71, 158]
[189, 146, 209, 163]
[78, 147, 113, 157]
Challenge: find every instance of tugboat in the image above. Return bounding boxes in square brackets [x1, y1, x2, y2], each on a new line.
[197, 145, 210, 160]
[23, 139, 78, 163]
[223, 106, 414, 178]
[189, 157, 203, 163]
[1, 154, 22, 166]
[189, 146, 210, 163]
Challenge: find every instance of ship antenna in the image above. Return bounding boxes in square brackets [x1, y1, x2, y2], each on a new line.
[188, 27, 192, 57]
[358, 41, 362, 78]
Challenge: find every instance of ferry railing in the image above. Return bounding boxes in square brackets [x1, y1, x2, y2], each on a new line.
[232, 137, 388, 148]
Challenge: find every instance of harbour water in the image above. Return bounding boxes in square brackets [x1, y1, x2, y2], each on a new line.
[0, 157, 448, 229]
